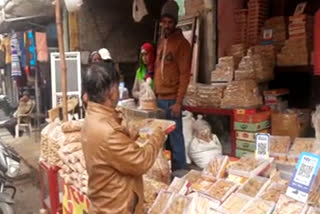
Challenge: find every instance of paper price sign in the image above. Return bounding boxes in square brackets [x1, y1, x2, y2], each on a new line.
[255, 133, 270, 160]
[286, 152, 320, 203]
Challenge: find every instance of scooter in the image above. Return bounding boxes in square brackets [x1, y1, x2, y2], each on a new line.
[0, 141, 21, 214]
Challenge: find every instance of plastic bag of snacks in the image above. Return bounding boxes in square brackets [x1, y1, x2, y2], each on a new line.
[189, 135, 222, 169]
[146, 149, 171, 184]
[192, 115, 212, 142]
[139, 81, 157, 110]
[61, 120, 83, 133]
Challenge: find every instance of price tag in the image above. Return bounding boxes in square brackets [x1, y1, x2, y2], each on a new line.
[255, 133, 270, 160]
[286, 152, 320, 203]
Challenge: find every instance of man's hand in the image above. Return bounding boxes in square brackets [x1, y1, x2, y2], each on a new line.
[170, 103, 182, 117]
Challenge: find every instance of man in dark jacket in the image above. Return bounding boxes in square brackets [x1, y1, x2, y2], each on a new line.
[155, 0, 192, 171]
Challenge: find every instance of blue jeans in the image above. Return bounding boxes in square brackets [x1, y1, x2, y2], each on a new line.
[157, 99, 186, 171]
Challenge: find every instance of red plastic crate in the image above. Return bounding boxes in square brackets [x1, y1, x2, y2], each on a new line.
[39, 160, 62, 214]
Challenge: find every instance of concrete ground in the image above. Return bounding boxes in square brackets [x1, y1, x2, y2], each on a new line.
[0, 126, 42, 214]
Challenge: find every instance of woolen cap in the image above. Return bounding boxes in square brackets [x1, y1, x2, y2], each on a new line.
[161, 0, 179, 23]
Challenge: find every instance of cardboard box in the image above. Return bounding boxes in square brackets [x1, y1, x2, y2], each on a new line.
[236, 140, 256, 152]
[271, 109, 310, 141]
[234, 110, 271, 123]
[234, 120, 270, 132]
[236, 149, 254, 158]
[236, 129, 269, 142]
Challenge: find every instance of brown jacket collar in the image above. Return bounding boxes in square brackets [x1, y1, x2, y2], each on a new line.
[87, 101, 121, 123]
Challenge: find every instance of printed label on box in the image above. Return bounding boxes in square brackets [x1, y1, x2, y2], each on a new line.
[286, 152, 320, 203]
[255, 133, 270, 160]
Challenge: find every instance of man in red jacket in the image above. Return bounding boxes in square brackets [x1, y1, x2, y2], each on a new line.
[155, 0, 192, 171]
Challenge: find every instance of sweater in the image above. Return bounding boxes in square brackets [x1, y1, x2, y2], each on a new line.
[154, 29, 192, 105]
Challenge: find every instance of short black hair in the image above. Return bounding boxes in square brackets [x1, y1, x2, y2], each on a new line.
[82, 62, 120, 104]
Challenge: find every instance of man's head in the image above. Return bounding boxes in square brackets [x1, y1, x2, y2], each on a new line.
[161, 0, 179, 38]
[89, 51, 102, 64]
[82, 62, 120, 108]
[21, 91, 30, 102]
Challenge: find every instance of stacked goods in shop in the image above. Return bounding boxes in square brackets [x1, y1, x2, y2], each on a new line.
[277, 14, 314, 66]
[47, 123, 64, 166]
[251, 45, 276, 82]
[183, 83, 226, 108]
[271, 109, 310, 141]
[230, 43, 248, 68]
[247, 0, 269, 45]
[264, 16, 288, 51]
[234, 107, 271, 158]
[234, 55, 256, 81]
[40, 121, 60, 163]
[221, 80, 263, 109]
[234, 9, 248, 45]
[211, 56, 235, 83]
[263, 89, 289, 112]
[56, 120, 88, 194]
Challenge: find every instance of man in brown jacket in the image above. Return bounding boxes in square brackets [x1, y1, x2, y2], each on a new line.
[155, 0, 192, 171]
[81, 62, 165, 214]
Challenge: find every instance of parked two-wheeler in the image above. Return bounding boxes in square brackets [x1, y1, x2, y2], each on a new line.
[0, 141, 21, 214]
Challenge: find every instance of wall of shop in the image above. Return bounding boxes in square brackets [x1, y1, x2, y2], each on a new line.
[217, 0, 246, 58]
[78, 0, 154, 63]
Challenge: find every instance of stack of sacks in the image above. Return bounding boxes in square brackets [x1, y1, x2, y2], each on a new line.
[211, 56, 235, 83]
[57, 120, 88, 194]
[277, 14, 314, 66]
[234, 55, 256, 81]
[264, 16, 287, 51]
[221, 80, 263, 109]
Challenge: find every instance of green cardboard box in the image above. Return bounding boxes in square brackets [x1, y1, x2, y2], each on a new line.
[236, 140, 256, 152]
[236, 149, 254, 158]
[234, 120, 270, 132]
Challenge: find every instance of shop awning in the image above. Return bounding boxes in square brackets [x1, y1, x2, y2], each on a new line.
[0, 0, 55, 33]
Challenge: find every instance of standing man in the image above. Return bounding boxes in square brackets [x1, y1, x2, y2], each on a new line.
[155, 0, 192, 171]
[81, 62, 165, 214]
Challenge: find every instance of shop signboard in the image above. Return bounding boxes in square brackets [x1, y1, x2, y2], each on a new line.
[286, 152, 320, 203]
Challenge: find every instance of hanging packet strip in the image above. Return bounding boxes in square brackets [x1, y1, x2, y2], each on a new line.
[11, 33, 22, 77]
[286, 152, 320, 203]
[27, 31, 37, 67]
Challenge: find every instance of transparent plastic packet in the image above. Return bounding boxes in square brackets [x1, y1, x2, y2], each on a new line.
[227, 155, 273, 177]
[186, 192, 220, 214]
[270, 136, 291, 161]
[191, 175, 217, 192]
[206, 179, 238, 203]
[203, 155, 229, 178]
[61, 120, 83, 133]
[273, 194, 306, 214]
[192, 115, 212, 143]
[239, 198, 275, 214]
[148, 190, 173, 214]
[183, 170, 202, 184]
[167, 177, 189, 195]
[307, 206, 320, 214]
[258, 182, 288, 202]
[218, 193, 251, 214]
[139, 82, 157, 110]
[146, 148, 171, 184]
[287, 138, 315, 163]
[162, 193, 192, 214]
[237, 176, 271, 198]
